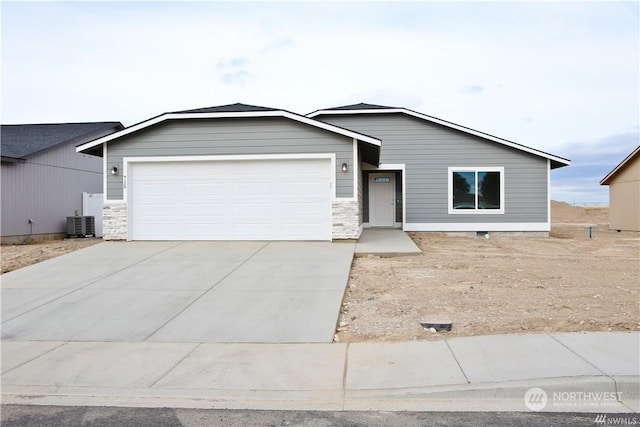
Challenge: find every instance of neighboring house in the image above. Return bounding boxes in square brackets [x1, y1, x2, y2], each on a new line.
[1, 122, 124, 243]
[76, 103, 570, 241]
[600, 146, 640, 232]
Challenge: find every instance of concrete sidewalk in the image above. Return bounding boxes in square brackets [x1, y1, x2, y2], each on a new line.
[355, 229, 421, 257]
[2, 332, 638, 412]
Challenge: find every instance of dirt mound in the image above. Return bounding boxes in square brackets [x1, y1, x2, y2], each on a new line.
[551, 200, 608, 224]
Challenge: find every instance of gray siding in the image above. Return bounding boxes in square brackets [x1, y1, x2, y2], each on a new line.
[1, 144, 102, 236]
[106, 117, 354, 200]
[319, 114, 548, 224]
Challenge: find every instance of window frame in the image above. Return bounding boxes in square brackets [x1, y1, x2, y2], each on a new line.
[448, 166, 505, 214]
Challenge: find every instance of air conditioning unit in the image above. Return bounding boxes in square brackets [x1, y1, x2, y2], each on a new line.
[67, 216, 96, 238]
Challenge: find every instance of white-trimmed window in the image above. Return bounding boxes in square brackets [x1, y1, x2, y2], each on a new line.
[448, 167, 504, 214]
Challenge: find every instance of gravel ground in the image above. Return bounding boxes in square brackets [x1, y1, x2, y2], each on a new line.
[336, 202, 640, 342]
[1, 238, 102, 274]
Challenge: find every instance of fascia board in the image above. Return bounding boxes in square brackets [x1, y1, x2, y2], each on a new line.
[76, 110, 381, 153]
[308, 108, 570, 167]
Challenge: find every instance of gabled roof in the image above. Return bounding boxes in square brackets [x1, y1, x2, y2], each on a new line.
[308, 104, 571, 169]
[76, 104, 382, 154]
[1, 122, 123, 161]
[600, 145, 640, 185]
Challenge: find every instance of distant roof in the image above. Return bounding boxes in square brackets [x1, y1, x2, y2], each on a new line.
[308, 104, 570, 169]
[1, 122, 123, 161]
[600, 146, 640, 185]
[172, 103, 278, 114]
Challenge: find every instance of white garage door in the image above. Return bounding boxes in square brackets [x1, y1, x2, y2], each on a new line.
[129, 158, 332, 241]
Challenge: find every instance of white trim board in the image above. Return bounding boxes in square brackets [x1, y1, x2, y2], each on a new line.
[102, 143, 108, 203]
[404, 222, 551, 232]
[352, 138, 359, 202]
[547, 159, 551, 225]
[308, 108, 570, 167]
[77, 110, 381, 153]
[447, 166, 505, 215]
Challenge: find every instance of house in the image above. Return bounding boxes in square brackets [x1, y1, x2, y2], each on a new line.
[1, 122, 124, 243]
[75, 103, 570, 241]
[600, 146, 640, 232]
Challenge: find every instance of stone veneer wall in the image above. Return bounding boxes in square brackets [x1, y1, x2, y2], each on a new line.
[103, 202, 127, 240]
[104, 201, 360, 241]
[332, 200, 360, 239]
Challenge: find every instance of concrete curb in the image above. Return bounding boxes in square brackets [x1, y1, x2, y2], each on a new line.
[2, 375, 638, 412]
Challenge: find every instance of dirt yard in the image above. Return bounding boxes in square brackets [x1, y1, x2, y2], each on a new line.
[1, 238, 101, 274]
[337, 201, 640, 342]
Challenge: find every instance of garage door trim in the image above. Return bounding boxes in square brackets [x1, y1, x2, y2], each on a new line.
[124, 153, 336, 241]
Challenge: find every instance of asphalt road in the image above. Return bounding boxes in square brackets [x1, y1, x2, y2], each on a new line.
[2, 405, 631, 427]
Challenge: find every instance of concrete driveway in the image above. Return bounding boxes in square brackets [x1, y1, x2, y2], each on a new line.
[1, 241, 355, 343]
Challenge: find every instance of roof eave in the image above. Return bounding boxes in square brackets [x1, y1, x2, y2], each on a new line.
[1, 156, 25, 163]
[2, 122, 123, 159]
[309, 108, 571, 167]
[551, 159, 571, 170]
[600, 146, 640, 185]
[76, 111, 381, 153]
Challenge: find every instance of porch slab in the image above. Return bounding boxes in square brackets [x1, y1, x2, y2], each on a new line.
[355, 229, 422, 257]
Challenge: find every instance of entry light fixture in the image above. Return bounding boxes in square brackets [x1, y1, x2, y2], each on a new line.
[341, 162, 348, 173]
[110, 166, 119, 176]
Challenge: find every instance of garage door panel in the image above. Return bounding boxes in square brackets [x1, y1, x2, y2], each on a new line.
[135, 223, 180, 238]
[283, 202, 328, 216]
[135, 204, 182, 217]
[135, 182, 181, 197]
[233, 223, 274, 239]
[183, 162, 230, 176]
[233, 202, 274, 216]
[130, 159, 332, 241]
[284, 181, 327, 195]
[185, 204, 225, 217]
[233, 161, 277, 175]
[134, 164, 181, 178]
[282, 224, 325, 239]
[184, 182, 226, 196]
[184, 223, 229, 239]
[234, 182, 274, 196]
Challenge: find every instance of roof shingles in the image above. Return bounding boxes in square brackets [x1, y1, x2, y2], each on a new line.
[171, 103, 278, 114]
[1, 122, 123, 160]
[326, 103, 398, 111]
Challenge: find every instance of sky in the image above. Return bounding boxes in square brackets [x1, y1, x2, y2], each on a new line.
[2, 1, 639, 205]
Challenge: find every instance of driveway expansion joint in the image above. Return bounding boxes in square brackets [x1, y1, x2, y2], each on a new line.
[148, 343, 202, 388]
[445, 339, 470, 384]
[1, 242, 185, 324]
[142, 242, 270, 341]
[0, 341, 68, 375]
[341, 343, 350, 408]
[547, 333, 613, 379]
